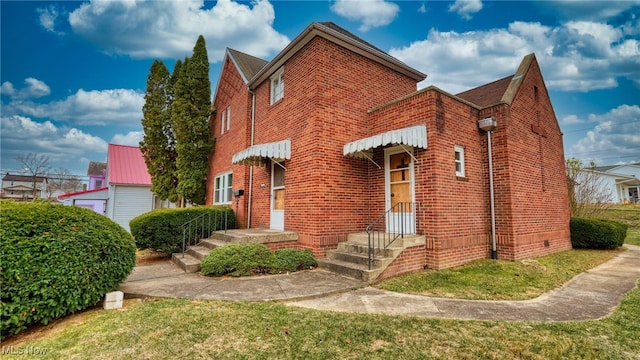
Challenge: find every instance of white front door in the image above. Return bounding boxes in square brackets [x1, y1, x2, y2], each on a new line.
[270, 161, 285, 230]
[385, 147, 415, 234]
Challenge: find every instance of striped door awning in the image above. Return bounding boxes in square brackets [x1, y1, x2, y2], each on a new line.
[232, 139, 291, 166]
[343, 124, 427, 159]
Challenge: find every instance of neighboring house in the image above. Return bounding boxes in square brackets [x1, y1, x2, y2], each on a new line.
[1, 173, 47, 200]
[60, 144, 174, 231]
[87, 161, 107, 190]
[207, 22, 571, 271]
[590, 164, 640, 203]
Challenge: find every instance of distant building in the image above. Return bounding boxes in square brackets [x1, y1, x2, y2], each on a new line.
[589, 163, 640, 203]
[59, 144, 174, 232]
[1, 173, 47, 200]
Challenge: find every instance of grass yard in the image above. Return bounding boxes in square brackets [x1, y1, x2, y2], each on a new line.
[376, 249, 623, 300]
[599, 204, 640, 246]
[2, 288, 639, 359]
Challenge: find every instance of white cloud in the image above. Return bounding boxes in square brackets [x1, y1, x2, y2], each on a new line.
[0, 115, 108, 174]
[111, 131, 143, 146]
[37, 5, 62, 34]
[330, 0, 400, 32]
[66, 0, 290, 62]
[448, 0, 483, 20]
[567, 105, 640, 164]
[388, 20, 640, 93]
[1, 78, 51, 100]
[5, 88, 144, 126]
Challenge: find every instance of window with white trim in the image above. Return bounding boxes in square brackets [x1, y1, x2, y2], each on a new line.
[220, 110, 226, 134]
[270, 67, 284, 105]
[455, 145, 465, 177]
[214, 172, 233, 204]
[226, 106, 231, 131]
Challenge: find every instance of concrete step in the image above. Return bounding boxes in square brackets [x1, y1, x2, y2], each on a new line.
[337, 242, 401, 258]
[346, 232, 425, 248]
[317, 258, 380, 283]
[200, 238, 230, 249]
[171, 252, 201, 273]
[186, 245, 211, 261]
[326, 249, 389, 268]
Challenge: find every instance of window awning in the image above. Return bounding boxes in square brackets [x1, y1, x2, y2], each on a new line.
[343, 124, 427, 159]
[232, 139, 291, 166]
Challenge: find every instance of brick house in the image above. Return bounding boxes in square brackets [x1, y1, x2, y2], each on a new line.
[206, 22, 571, 274]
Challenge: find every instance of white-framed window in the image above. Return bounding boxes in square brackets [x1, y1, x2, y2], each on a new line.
[455, 145, 465, 177]
[270, 67, 284, 105]
[220, 110, 226, 134]
[226, 106, 231, 131]
[214, 172, 233, 204]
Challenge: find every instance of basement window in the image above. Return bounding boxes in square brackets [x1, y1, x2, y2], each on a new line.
[455, 145, 465, 177]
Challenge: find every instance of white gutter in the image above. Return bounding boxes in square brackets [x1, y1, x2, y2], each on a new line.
[479, 117, 498, 259]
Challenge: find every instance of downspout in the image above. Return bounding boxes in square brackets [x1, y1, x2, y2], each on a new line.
[247, 89, 256, 229]
[478, 117, 498, 259]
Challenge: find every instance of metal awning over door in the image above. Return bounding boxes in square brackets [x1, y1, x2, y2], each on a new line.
[343, 125, 427, 164]
[232, 139, 291, 166]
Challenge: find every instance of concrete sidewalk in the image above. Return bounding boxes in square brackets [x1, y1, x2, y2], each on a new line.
[119, 245, 640, 321]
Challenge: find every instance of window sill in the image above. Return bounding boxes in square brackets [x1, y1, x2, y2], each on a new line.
[456, 176, 468, 182]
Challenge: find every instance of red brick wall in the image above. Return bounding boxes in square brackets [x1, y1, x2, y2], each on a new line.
[247, 37, 419, 247]
[207, 55, 252, 228]
[497, 57, 571, 260]
[377, 245, 427, 281]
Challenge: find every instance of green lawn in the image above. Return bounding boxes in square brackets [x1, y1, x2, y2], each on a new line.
[376, 249, 622, 300]
[599, 205, 640, 246]
[3, 288, 639, 359]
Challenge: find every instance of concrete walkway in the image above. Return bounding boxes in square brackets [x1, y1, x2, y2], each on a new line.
[119, 245, 640, 321]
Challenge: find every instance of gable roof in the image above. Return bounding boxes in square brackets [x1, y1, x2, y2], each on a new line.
[2, 173, 47, 182]
[107, 144, 151, 185]
[87, 161, 107, 176]
[247, 21, 426, 89]
[593, 163, 640, 173]
[227, 48, 269, 83]
[456, 75, 513, 108]
[456, 53, 536, 108]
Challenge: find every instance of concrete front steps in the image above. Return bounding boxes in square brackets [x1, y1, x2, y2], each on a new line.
[171, 229, 299, 273]
[318, 232, 426, 283]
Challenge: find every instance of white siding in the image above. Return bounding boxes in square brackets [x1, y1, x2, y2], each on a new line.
[111, 185, 154, 232]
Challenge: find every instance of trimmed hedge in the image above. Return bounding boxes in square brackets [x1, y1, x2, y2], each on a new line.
[570, 217, 627, 249]
[130, 206, 235, 253]
[200, 244, 318, 277]
[0, 200, 136, 339]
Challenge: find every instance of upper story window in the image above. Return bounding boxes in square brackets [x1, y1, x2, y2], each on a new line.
[270, 67, 284, 105]
[214, 172, 233, 204]
[455, 145, 465, 177]
[226, 106, 231, 131]
[220, 110, 226, 134]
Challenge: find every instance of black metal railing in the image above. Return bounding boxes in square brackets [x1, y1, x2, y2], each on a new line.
[181, 211, 228, 258]
[365, 202, 417, 269]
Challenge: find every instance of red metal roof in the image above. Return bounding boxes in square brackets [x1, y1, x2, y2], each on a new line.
[58, 187, 108, 199]
[107, 144, 152, 185]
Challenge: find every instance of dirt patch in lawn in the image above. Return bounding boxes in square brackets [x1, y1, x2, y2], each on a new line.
[136, 249, 171, 266]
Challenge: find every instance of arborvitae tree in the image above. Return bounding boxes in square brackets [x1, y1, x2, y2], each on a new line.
[140, 60, 179, 202]
[173, 35, 214, 205]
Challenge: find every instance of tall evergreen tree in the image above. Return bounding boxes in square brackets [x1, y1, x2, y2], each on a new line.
[140, 60, 179, 202]
[173, 35, 214, 205]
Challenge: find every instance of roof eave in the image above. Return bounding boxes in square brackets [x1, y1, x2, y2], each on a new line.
[247, 22, 426, 89]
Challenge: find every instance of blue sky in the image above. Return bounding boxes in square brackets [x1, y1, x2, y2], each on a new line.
[1, 0, 639, 180]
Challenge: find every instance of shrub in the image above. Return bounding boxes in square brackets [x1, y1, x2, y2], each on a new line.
[200, 244, 277, 277]
[130, 206, 235, 253]
[570, 217, 627, 249]
[275, 248, 318, 272]
[201, 245, 318, 277]
[0, 200, 136, 339]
